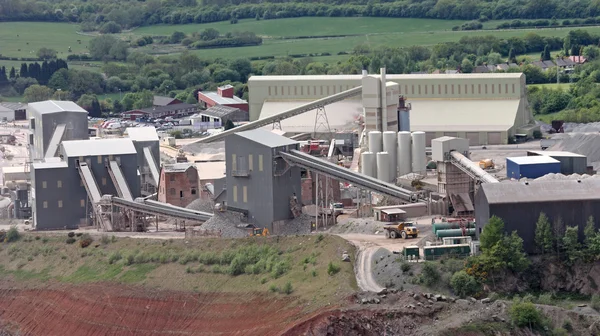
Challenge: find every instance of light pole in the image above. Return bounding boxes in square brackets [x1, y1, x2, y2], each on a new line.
[118, 88, 122, 101]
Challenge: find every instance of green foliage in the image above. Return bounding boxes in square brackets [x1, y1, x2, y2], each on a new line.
[269, 284, 279, 293]
[480, 216, 504, 251]
[535, 212, 553, 254]
[108, 251, 122, 265]
[450, 270, 481, 298]
[282, 281, 293, 295]
[489, 231, 530, 272]
[421, 262, 440, 287]
[5, 227, 20, 243]
[89, 35, 128, 61]
[400, 262, 411, 273]
[66, 237, 76, 244]
[315, 234, 324, 243]
[509, 300, 546, 329]
[327, 262, 340, 276]
[563, 225, 581, 264]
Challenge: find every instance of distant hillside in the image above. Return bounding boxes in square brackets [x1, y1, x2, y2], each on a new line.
[2, 0, 600, 30]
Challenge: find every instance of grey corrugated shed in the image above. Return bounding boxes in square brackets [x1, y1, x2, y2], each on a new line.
[153, 96, 178, 106]
[481, 179, 600, 204]
[28, 101, 87, 114]
[126, 127, 159, 141]
[236, 129, 298, 148]
[62, 138, 136, 157]
[203, 105, 243, 118]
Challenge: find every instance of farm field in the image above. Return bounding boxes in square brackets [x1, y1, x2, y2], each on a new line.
[0, 22, 91, 59]
[1, 18, 600, 62]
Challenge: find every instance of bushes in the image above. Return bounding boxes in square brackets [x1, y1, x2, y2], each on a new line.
[282, 281, 293, 295]
[421, 262, 440, 286]
[66, 237, 76, 244]
[327, 262, 341, 276]
[68, 232, 75, 238]
[79, 234, 93, 248]
[592, 294, 600, 311]
[401, 262, 411, 273]
[509, 300, 546, 329]
[5, 227, 20, 243]
[450, 270, 481, 298]
[108, 251, 122, 264]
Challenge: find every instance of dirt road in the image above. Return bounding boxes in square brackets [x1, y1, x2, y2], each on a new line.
[339, 232, 427, 292]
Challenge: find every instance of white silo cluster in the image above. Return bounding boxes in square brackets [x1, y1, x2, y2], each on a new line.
[363, 130, 427, 183]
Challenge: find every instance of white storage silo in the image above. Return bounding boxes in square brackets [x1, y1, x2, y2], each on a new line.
[377, 152, 391, 182]
[361, 152, 377, 178]
[411, 131, 426, 176]
[383, 131, 398, 179]
[397, 131, 412, 176]
[368, 131, 382, 154]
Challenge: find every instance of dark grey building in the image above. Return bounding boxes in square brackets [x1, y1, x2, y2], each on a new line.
[28, 100, 89, 160]
[32, 138, 140, 230]
[196, 105, 249, 125]
[475, 179, 600, 253]
[526, 150, 588, 175]
[126, 127, 160, 195]
[225, 129, 301, 233]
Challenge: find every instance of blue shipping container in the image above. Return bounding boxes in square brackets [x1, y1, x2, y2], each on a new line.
[506, 156, 561, 179]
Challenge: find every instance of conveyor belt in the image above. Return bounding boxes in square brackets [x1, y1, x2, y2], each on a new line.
[112, 197, 212, 222]
[78, 162, 102, 203]
[143, 147, 160, 185]
[108, 161, 133, 201]
[144, 199, 213, 220]
[193, 86, 363, 144]
[45, 124, 66, 158]
[281, 150, 417, 202]
[450, 151, 499, 184]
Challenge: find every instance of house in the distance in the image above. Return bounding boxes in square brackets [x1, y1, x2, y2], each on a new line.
[0, 102, 27, 120]
[569, 56, 588, 64]
[121, 103, 199, 120]
[153, 96, 182, 107]
[197, 85, 248, 112]
[190, 105, 249, 130]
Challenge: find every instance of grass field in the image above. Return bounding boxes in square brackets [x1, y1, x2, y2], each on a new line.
[529, 83, 573, 90]
[1, 18, 600, 62]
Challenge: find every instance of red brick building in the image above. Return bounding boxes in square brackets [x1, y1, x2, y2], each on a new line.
[197, 85, 249, 112]
[158, 163, 199, 207]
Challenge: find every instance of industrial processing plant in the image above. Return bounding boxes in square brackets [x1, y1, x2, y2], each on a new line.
[0, 66, 594, 260]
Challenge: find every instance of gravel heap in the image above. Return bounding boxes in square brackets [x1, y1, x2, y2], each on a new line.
[276, 214, 312, 235]
[185, 198, 215, 213]
[199, 211, 248, 238]
[534, 173, 597, 181]
[182, 141, 225, 161]
[549, 133, 600, 170]
[329, 217, 385, 235]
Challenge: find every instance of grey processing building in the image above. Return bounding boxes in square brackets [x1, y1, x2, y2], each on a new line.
[475, 179, 600, 252]
[225, 129, 302, 233]
[526, 150, 588, 175]
[28, 100, 89, 160]
[32, 138, 141, 230]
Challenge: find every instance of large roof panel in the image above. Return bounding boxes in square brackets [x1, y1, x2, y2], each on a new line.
[126, 127, 159, 142]
[410, 99, 521, 132]
[62, 138, 136, 157]
[236, 129, 298, 148]
[507, 156, 560, 165]
[28, 100, 87, 114]
[481, 179, 600, 204]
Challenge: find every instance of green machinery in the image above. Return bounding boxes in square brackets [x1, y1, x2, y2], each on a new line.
[432, 221, 476, 233]
[423, 244, 471, 260]
[436, 228, 476, 238]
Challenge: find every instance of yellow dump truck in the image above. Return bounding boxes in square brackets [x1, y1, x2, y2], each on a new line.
[383, 222, 419, 239]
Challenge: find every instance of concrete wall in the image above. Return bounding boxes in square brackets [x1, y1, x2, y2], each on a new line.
[30, 111, 88, 160]
[31, 166, 74, 230]
[131, 139, 160, 187]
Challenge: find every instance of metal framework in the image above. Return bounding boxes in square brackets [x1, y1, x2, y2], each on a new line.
[312, 106, 332, 141]
[193, 86, 363, 144]
[449, 151, 499, 184]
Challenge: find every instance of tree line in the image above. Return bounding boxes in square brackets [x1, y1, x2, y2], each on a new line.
[5, 0, 600, 30]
